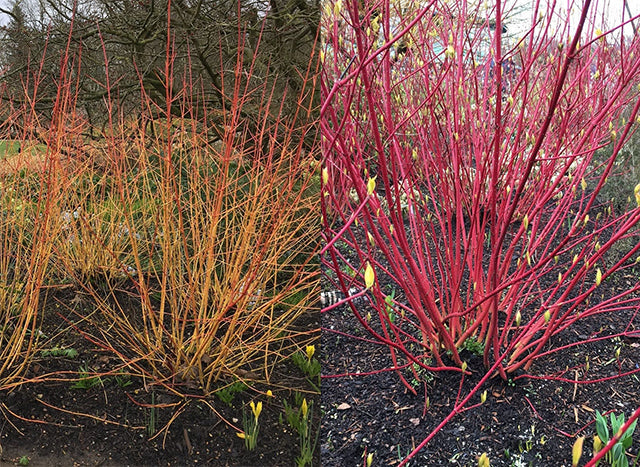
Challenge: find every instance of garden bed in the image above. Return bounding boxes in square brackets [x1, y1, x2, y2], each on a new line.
[321, 279, 640, 466]
[0, 287, 321, 467]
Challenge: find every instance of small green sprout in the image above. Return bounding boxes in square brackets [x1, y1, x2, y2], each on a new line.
[71, 364, 101, 390]
[594, 410, 637, 467]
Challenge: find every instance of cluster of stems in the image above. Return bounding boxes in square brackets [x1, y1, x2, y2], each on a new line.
[322, 0, 640, 386]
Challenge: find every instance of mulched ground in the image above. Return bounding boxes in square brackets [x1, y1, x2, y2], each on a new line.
[0, 287, 320, 467]
[321, 206, 640, 466]
[321, 287, 640, 466]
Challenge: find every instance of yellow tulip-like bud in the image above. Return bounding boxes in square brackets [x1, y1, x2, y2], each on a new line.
[558, 272, 562, 283]
[366, 453, 374, 467]
[481, 390, 487, 404]
[526, 251, 531, 266]
[581, 178, 587, 190]
[237, 432, 246, 439]
[367, 176, 376, 195]
[523, 214, 529, 230]
[306, 345, 315, 360]
[461, 361, 468, 372]
[368, 231, 375, 247]
[478, 452, 490, 467]
[544, 310, 551, 323]
[364, 262, 375, 289]
[611, 130, 617, 141]
[573, 254, 578, 264]
[515, 310, 522, 327]
[634, 183, 640, 207]
[322, 167, 328, 185]
[266, 389, 274, 398]
[301, 398, 309, 419]
[595, 268, 602, 286]
[507, 95, 514, 106]
[389, 225, 394, 235]
[572, 436, 584, 467]
[616, 347, 621, 359]
[250, 401, 263, 420]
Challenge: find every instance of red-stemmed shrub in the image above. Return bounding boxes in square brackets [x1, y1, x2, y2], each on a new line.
[322, 0, 640, 391]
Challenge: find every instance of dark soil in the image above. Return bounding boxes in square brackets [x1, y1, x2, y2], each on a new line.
[320, 210, 640, 467]
[0, 287, 320, 467]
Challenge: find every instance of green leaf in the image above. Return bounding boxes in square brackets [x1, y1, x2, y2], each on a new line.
[621, 420, 637, 450]
[612, 443, 624, 464]
[612, 413, 624, 434]
[596, 412, 610, 443]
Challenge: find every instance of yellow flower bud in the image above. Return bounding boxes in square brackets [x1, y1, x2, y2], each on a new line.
[333, 0, 342, 15]
[266, 390, 274, 397]
[237, 432, 246, 439]
[367, 176, 376, 195]
[306, 345, 315, 360]
[445, 44, 455, 59]
[544, 310, 551, 323]
[322, 167, 328, 185]
[251, 401, 262, 419]
[368, 231, 375, 246]
[364, 262, 375, 289]
[595, 268, 602, 286]
[301, 398, 309, 419]
[478, 452, 490, 467]
[481, 390, 487, 404]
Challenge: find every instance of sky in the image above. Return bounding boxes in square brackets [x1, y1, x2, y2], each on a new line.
[505, 0, 640, 38]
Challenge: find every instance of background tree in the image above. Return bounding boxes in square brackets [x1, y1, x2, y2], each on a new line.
[0, 0, 319, 150]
